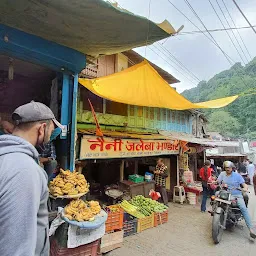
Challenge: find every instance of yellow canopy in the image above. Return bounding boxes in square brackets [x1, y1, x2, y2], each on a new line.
[79, 60, 238, 110]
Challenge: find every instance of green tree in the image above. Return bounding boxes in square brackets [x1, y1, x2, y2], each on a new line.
[207, 110, 241, 137]
[182, 58, 256, 139]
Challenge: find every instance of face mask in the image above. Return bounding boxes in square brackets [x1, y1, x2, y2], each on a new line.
[49, 127, 62, 142]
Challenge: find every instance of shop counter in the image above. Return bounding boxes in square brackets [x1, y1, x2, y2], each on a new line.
[119, 180, 155, 198]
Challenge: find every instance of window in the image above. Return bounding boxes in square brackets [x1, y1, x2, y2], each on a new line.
[181, 113, 185, 125]
[150, 108, 154, 120]
[129, 105, 135, 116]
[167, 110, 171, 122]
[157, 108, 161, 121]
[162, 109, 167, 121]
[106, 100, 128, 116]
[172, 111, 176, 122]
[137, 106, 143, 117]
[176, 112, 180, 124]
[80, 87, 103, 113]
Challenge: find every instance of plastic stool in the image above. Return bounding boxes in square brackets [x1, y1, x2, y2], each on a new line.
[173, 186, 186, 204]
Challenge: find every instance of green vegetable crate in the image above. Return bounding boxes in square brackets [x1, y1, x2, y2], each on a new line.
[128, 175, 144, 183]
[137, 214, 154, 232]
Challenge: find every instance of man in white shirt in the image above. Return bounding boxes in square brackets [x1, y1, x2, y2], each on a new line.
[248, 161, 255, 185]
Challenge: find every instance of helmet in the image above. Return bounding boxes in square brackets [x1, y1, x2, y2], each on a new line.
[223, 161, 234, 169]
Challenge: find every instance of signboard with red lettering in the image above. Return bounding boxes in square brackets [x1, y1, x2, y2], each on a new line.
[80, 136, 180, 159]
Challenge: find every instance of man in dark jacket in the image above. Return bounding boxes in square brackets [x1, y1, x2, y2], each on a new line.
[0, 101, 63, 256]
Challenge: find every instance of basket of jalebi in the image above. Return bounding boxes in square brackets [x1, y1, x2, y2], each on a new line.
[61, 199, 108, 229]
[49, 169, 89, 199]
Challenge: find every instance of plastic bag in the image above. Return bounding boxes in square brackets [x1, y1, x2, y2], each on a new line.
[149, 189, 161, 200]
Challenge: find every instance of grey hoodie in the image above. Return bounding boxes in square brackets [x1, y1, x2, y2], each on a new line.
[0, 135, 49, 256]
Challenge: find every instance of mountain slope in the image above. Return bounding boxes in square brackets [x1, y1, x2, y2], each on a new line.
[182, 58, 256, 138]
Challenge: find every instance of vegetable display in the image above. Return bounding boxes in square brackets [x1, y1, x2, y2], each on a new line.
[120, 200, 145, 219]
[130, 195, 168, 216]
[105, 205, 121, 213]
[49, 169, 89, 197]
[64, 199, 101, 222]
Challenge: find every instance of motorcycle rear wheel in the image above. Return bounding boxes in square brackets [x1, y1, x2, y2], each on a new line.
[212, 211, 224, 244]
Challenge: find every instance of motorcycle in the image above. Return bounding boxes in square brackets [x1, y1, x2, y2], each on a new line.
[209, 185, 249, 244]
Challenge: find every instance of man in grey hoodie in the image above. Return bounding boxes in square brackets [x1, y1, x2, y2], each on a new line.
[0, 101, 63, 256]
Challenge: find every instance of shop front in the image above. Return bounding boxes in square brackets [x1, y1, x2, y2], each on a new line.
[0, 24, 85, 170]
[77, 133, 180, 201]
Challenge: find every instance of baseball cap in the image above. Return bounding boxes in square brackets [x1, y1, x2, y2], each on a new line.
[12, 101, 64, 130]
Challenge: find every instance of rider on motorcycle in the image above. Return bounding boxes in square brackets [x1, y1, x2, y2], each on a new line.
[217, 161, 256, 239]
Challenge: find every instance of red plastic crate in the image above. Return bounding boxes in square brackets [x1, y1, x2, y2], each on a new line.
[50, 238, 99, 256]
[154, 211, 168, 227]
[105, 205, 123, 233]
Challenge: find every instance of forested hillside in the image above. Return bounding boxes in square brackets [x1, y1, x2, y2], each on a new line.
[182, 58, 256, 139]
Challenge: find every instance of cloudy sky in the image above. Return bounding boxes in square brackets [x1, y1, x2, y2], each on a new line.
[108, 0, 256, 92]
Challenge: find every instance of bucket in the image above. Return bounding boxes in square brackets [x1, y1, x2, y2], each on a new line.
[187, 192, 196, 205]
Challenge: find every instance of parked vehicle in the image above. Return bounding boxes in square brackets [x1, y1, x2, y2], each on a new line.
[209, 185, 249, 244]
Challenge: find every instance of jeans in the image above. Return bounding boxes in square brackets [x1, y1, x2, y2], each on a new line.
[231, 194, 253, 229]
[44, 159, 57, 181]
[201, 186, 209, 212]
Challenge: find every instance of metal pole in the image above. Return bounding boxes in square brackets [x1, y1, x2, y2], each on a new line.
[177, 155, 179, 186]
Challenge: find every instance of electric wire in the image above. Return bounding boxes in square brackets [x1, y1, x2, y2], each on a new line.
[109, 0, 202, 85]
[154, 43, 201, 82]
[183, 0, 234, 65]
[221, 0, 252, 60]
[208, 0, 246, 65]
[184, 0, 250, 88]
[232, 0, 256, 35]
[176, 26, 256, 36]
[166, 0, 234, 64]
[148, 46, 199, 86]
[215, 0, 249, 63]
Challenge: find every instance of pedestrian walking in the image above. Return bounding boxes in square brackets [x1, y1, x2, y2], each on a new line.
[253, 173, 256, 195]
[0, 101, 62, 256]
[199, 160, 212, 212]
[248, 161, 255, 185]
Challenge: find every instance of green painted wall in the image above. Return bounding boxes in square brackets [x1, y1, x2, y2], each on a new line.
[77, 89, 192, 134]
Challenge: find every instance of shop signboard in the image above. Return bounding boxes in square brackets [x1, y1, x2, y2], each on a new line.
[80, 135, 180, 159]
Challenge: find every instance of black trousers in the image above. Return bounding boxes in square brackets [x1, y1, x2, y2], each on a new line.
[155, 185, 168, 205]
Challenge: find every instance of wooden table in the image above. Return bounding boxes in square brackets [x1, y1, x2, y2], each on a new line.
[119, 180, 155, 198]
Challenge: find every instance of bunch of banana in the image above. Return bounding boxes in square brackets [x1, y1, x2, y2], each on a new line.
[49, 169, 89, 197]
[64, 199, 101, 222]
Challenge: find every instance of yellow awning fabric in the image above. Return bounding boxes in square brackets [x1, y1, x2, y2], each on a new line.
[79, 60, 238, 110]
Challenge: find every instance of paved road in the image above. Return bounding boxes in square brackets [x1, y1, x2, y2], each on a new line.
[108, 186, 256, 256]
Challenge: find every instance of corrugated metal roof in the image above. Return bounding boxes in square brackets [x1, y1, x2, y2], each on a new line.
[206, 153, 245, 157]
[159, 131, 213, 145]
[159, 131, 240, 147]
[0, 0, 175, 58]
